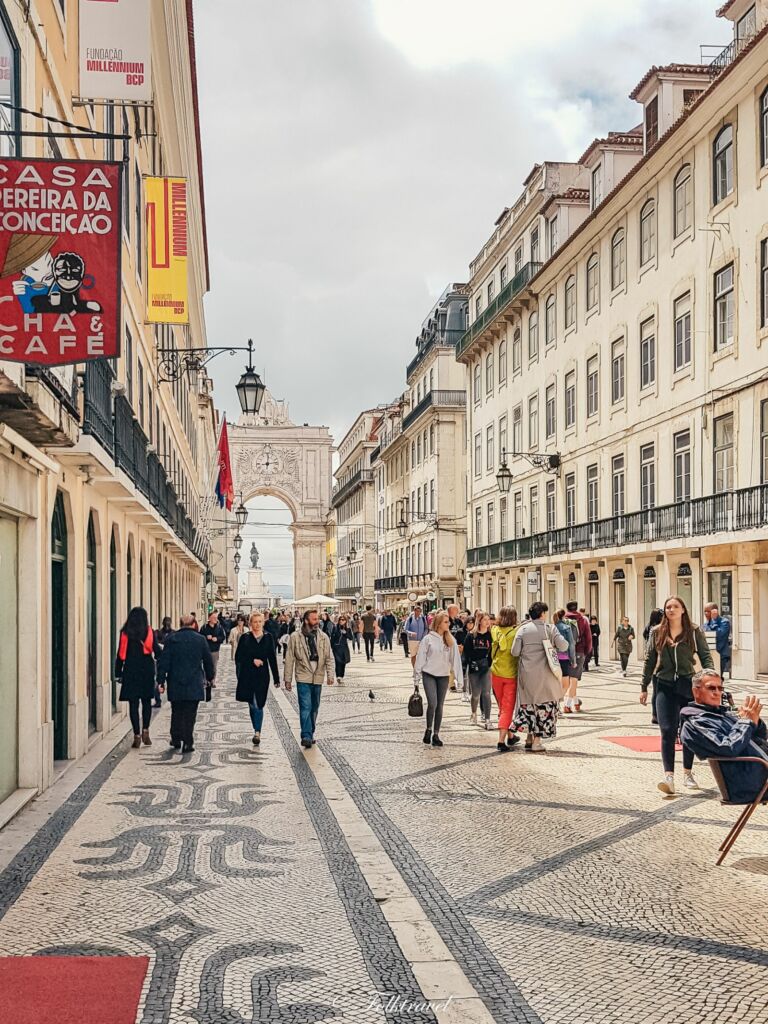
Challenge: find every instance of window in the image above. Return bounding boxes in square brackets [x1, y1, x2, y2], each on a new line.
[528, 395, 539, 449]
[473, 432, 481, 476]
[736, 5, 756, 41]
[500, 263, 508, 290]
[713, 124, 734, 205]
[528, 312, 539, 359]
[513, 492, 523, 537]
[565, 275, 576, 328]
[761, 401, 768, 483]
[591, 164, 603, 210]
[640, 319, 656, 389]
[416, 434, 422, 464]
[530, 486, 539, 534]
[485, 353, 494, 393]
[473, 362, 481, 404]
[640, 443, 655, 510]
[565, 473, 576, 527]
[429, 423, 435, 454]
[611, 229, 625, 289]
[500, 497, 508, 540]
[135, 163, 143, 281]
[487, 279, 495, 305]
[674, 430, 691, 503]
[499, 339, 508, 383]
[545, 384, 556, 438]
[587, 464, 598, 521]
[674, 165, 692, 237]
[639, 200, 656, 265]
[611, 455, 625, 517]
[548, 214, 559, 256]
[645, 95, 659, 151]
[475, 506, 482, 546]
[530, 226, 540, 264]
[586, 356, 598, 417]
[611, 340, 625, 404]
[545, 295, 556, 345]
[512, 328, 522, 373]
[713, 413, 734, 493]
[546, 480, 556, 530]
[487, 502, 495, 544]
[124, 326, 133, 405]
[514, 245, 523, 274]
[714, 263, 735, 350]
[761, 87, 768, 168]
[475, 295, 482, 319]
[564, 372, 576, 430]
[512, 405, 522, 451]
[586, 254, 599, 310]
[486, 425, 494, 472]
[499, 414, 508, 463]
[761, 239, 767, 328]
[674, 292, 692, 371]
[137, 361, 145, 427]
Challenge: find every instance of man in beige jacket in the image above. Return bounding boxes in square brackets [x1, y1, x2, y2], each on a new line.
[284, 609, 335, 748]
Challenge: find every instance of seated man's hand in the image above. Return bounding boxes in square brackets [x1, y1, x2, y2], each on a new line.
[738, 695, 762, 725]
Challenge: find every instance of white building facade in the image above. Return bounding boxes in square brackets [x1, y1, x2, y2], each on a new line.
[333, 410, 380, 610]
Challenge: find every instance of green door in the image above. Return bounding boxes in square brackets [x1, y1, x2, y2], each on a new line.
[86, 517, 97, 732]
[110, 532, 118, 710]
[51, 493, 69, 761]
[0, 515, 19, 803]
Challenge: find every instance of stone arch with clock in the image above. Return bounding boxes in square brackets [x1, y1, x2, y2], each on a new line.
[228, 393, 334, 601]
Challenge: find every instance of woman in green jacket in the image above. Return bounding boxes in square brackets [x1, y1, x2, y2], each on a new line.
[640, 595, 713, 797]
[612, 617, 635, 676]
[491, 607, 520, 753]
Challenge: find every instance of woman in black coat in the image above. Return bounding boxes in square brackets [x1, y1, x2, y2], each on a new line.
[235, 611, 280, 746]
[330, 614, 353, 681]
[115, 606, 160, 748]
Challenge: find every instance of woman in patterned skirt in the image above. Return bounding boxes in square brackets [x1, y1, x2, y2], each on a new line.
[511, 602, 570, 752]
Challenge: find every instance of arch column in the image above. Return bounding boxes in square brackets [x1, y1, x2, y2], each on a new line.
[291, 522, 329, 599]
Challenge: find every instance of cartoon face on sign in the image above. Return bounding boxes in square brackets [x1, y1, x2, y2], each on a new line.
[26, 252, 102, 315]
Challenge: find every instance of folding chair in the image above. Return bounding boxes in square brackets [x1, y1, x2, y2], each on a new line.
[707, 756, 768, 866]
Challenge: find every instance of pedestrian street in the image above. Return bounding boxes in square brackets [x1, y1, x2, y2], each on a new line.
[1, 646, 767, 1024]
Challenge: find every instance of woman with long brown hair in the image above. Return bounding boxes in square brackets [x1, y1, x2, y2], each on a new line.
[641, 595, 713, 796]
[414, 609, 463, 747]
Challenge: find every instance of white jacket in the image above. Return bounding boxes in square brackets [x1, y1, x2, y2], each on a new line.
[414, 632, 464, 688]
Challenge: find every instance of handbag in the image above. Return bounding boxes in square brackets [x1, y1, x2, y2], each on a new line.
[408, 684, 424, 718]
[205, 682, 212, 702]
[542, 625, 563, 683]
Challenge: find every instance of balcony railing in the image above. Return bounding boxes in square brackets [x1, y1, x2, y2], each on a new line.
[24, 364, 80, 419]
[467, 487, 767, 569]
[82, 359, 115, 457]
[401, 389, 466, 432]
[406, 328, 466, 380]
[456, 261, 542, 360]
[332, 468, 374, 509]
[375, 575, 407, 592]
[380, 421, 403, 453]
[708, 22, 757, 76]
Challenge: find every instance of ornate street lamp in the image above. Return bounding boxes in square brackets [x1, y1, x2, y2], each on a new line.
[233, 533, 243, 551]
[397, 517, 407, 539]
[235, 501, 248, 528]
[235, 340, 266, 416]
[496, 457, 513, 495]
[496, 448, 560, 494]
[349, 544, 358, 561]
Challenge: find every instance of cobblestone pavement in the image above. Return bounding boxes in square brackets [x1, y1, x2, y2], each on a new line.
[1, 646, 767, 1023]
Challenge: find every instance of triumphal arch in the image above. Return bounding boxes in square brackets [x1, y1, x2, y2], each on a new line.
[229, 391, 333, 600]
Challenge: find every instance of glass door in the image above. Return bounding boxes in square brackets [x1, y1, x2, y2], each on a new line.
[0, 515, 18, 802]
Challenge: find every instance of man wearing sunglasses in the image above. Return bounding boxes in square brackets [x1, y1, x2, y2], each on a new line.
[680, 670, 768, 803]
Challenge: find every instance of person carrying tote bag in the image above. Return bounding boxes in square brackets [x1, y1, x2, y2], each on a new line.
[511, 601, 569, 752]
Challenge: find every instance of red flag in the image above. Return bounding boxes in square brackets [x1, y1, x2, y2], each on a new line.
[215, 417, 235, 510]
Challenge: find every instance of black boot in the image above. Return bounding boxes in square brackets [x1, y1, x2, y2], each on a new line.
[423, 729, 432, 745]
[431, 734, 443, 747]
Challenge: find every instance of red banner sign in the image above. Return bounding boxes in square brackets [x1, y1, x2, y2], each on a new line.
[0, 157, 122, 365]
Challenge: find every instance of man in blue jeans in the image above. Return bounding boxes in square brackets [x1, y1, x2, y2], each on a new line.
[284, 609, 335, 748]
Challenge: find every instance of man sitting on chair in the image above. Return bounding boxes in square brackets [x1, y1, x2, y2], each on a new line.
[680, 669, 768, 803]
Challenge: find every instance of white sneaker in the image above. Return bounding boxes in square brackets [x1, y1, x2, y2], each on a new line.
[683, 773, 699, 791]
[657, 773, 675, 796]
[529, 737, 545, 753]
[470, 712, 477, 725]
[484, 719, 492, 731]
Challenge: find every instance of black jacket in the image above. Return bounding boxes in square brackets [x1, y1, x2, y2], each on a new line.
[235, 631, 280, 707]
[463, 631, 492, 673]
[680, 703, 768, 803]
[200, 621, 226, 651]
[157, 628, 214, 702]
[331, 625, 352, 665]
[380, 614, 397, 635]
[264, 618, 281, 643]
[116, 634, 159, 702]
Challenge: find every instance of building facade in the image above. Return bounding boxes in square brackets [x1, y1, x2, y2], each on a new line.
[372, 285, 468, 611]
[332, 410, 380, 609]
[0, 0, 215, 823]
[460, 1, 768, 674]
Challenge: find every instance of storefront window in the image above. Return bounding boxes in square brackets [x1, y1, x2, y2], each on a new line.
[0, 10, 18, 156]
[708, 571, 732, 617]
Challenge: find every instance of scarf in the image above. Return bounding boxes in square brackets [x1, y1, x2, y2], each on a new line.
[118, 627, 154, 661]
[303, 626, 319, 662]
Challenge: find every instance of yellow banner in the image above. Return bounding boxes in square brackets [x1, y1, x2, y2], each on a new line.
[145, 176, 189, 324]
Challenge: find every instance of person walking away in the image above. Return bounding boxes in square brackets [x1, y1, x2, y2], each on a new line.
[613, 617, 635, 676]
[235, 611, 280, 746]
[490, 607, 521, 751]
[414, 610, 463, 748]
[157, 614, 214, 753]
[321, 611, 335, 637]
[464, 613, 496, 740]
[361, 605, 377, 662]
[116, 607, 160, 748]
[200, 611, 226, 688]
[398, 614, 410, 659]
[703, 602, 732, 680]
[564, 601, 592, 711]
[285, 609, 335, 748]
[229, 614, 247, 660]
[512, 602, 569, 753]
[331, 613, 354, 681]
[587, 616, 601, 668]
[640, 594, 714, 797]
[380, 609, 396, 652]
[553, 610, 576, 696]
[264, 612, 281, 647]
[152, 616, 175, 706]
[404, 604, 428, 668]
[351, 612, 362, 653]
[446, 603, 467, 695]
[643, 607, 664, 724]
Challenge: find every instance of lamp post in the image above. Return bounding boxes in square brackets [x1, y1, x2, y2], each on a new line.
[235, 340, 266, 416]
[233, 533, 243, 551]
[235, 500, 248, 529]
[157, 337, 266, 416]
[496, 449, 561, 494]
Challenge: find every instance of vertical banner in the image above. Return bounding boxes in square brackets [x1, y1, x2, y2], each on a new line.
[79, 0, 151, 102]
[145, 176, 189, 324]
[0, 158, 122, 365]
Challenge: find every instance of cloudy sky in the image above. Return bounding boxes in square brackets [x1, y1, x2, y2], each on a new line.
[195, 0, 728, 587]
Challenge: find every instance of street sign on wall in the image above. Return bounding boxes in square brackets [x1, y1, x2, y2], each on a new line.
[0, 158, 122, 365]
[79, 0, 151, 102]
[527, 570, 541, 593]
[145, 176, 189, 324]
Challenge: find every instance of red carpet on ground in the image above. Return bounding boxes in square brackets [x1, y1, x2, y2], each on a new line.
[0, 956, 149, 1024]
[602, 735, 682, 753]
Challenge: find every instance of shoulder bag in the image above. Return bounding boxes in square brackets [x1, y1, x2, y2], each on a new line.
[408, 683, 424, 717]
[542, 624, 563, 683]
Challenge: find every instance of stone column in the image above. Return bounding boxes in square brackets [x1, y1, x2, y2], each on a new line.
[291, 522, 329, 598]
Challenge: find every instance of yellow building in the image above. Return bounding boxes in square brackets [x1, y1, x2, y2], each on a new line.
[0, 1, 217, 823]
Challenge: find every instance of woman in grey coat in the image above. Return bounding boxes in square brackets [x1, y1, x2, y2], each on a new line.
[511, 601, 569, 752]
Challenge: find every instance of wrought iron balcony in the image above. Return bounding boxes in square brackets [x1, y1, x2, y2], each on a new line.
[82, 359, 115, 457]
[406, 328, 466, 380]
[332, 468, 374, 509]
[401, 390, 466, 432]
[456, 262, 542, 360]
[467, 487, 768, 568]
[374, 575, 407, 592]
[708, 21, 757, 76]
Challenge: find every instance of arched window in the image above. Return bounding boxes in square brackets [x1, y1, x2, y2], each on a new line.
[110, 530, 118, 709]
[673, 166, 692, 237]
[564, 275, 576, 328]
[126, 538, 134, 610]
[545, 295, 556, 345]
[713, 124, 733, 205]
[512, 328, 522, 373]
[86, 516, 98, 731]
[528, 312, 539, 359]
[610, 229, 625, 289]
[761, 87, 768, 168]
[473, 362, 481, 404]
[498, 338, 507, 383]
[485, 352, 494, 393]
[586, 254, 599, 310]
[639, 200, 656, 265]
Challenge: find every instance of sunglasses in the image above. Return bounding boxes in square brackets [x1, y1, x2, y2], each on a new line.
[702, 685, 724, 693]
